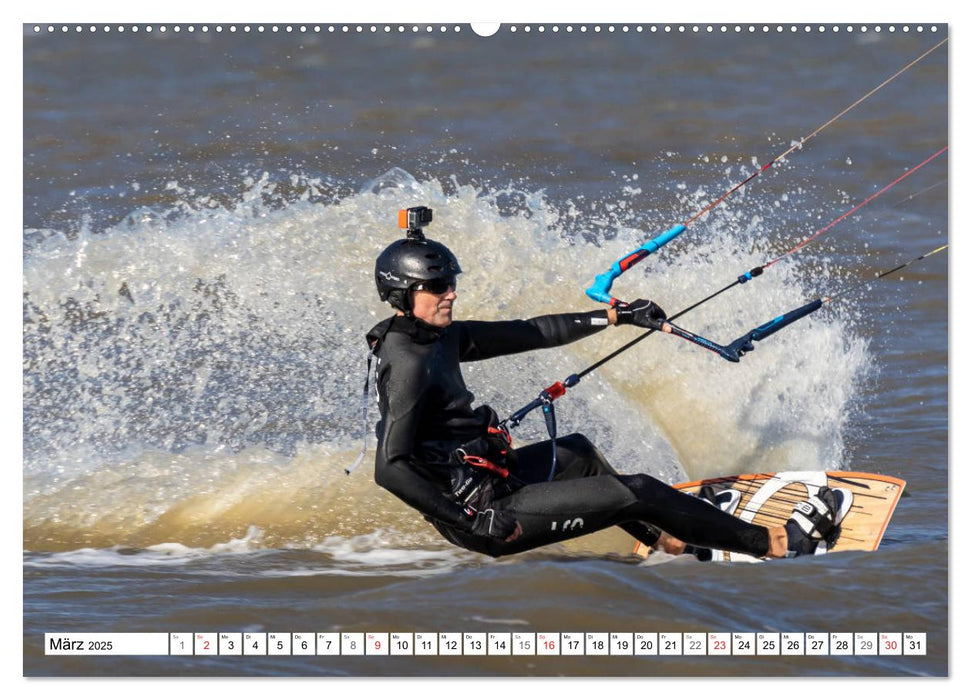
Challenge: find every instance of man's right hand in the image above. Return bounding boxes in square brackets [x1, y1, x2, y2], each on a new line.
[466, 507, 522, 542]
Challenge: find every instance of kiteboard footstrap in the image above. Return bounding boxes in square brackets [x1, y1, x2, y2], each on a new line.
[786, 487, 852, 556]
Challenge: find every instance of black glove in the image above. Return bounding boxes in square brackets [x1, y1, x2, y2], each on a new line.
[615, 299, 667, 330]
[465, 506, 520, 541]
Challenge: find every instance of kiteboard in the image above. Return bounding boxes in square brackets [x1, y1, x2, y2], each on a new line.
[632, 470, 905, 562]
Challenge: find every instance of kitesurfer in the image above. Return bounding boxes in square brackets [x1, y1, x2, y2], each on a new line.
[366, 209, 847, 559]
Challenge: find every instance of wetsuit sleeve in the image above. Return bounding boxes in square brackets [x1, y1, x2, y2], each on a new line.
[373, 354, 471, 529]
[457, 310, 611, 361]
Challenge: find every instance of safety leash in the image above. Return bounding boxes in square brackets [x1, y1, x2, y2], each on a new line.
[345, 341, 378, 475]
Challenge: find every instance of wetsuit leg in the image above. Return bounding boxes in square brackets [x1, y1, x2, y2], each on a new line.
[509, 434, 662, 547]
[435, 434, 770, 558]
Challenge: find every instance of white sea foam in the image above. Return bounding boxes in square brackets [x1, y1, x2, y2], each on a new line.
[23, 525, 268, 568]
[24, 526, 479, 580]
[23, 169, 871, 550]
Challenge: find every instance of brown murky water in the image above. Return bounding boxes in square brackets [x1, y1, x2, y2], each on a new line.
[23, 25, 947, 676]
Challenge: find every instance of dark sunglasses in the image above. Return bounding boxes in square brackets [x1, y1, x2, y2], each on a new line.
[414, 277, 457, 295]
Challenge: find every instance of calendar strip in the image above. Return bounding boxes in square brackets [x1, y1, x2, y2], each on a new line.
[44, 632, 927, 656]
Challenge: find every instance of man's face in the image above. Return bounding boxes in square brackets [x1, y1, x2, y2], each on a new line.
[410, 279, 457, 328]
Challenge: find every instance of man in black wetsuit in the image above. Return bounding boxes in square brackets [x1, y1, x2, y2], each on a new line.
[367, 213, 846, 560]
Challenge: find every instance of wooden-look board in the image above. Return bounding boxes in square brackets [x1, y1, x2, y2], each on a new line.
[632, 470, 906, 562]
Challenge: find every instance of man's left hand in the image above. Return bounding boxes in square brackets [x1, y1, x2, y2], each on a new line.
[615, 299, 667, 330]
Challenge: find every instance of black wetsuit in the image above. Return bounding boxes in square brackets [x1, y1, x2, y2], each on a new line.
[368, 312, 771, 558]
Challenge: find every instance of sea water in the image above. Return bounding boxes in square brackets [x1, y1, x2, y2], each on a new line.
[22, 25, 948, 676]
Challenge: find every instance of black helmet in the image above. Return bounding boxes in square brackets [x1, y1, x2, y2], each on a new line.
[375, 236, 462, 312]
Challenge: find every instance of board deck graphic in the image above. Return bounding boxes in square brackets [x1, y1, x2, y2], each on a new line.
[632, 471, 906, 562]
